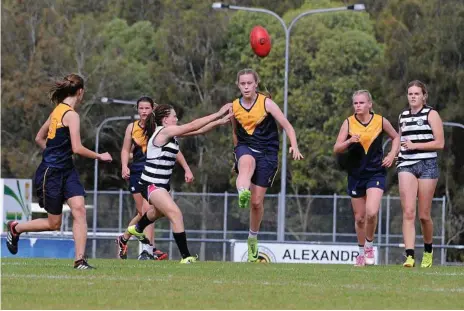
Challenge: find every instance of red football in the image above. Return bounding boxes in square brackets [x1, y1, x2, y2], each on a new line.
[249, 26, 271, 58]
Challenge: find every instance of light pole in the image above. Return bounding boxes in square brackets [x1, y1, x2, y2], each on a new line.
[212, 2, 366, 241]
[91, 114, 139, 258]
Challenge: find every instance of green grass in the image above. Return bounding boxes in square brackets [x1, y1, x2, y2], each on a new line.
[1, 258, 463, 309]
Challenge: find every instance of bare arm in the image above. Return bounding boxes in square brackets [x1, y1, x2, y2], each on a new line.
[231, 117, 238, 147]
[176, 150, 190, 171]
[405, 110, 444, 151]
[35, 116, 51, 150]
[265, 98, 303, 159]
[381, 118, 400, 167]
[383, 118, 400, 155]
[176, 150, 194, 183]
[181, 112, 232, 137]
[265, 99, 297, 149]
[333, 119, 359, 154]
[64, 111, 112, 161]
[121, 124, 133, 179]
[156, 104, 231, 145]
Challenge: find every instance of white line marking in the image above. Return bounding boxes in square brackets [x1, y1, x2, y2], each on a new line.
[2, 274, 463, 294]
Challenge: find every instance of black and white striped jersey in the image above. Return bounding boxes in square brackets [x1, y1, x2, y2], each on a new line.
[397, 105, 437, 167]
[140, 126, 179, 189]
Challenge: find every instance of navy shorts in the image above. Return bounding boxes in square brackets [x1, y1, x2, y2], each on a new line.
[234, 145, 278, 188]
[129, 171, 143, 194]
[397, 158, 439, 179]
[347, 173, 386, 198]
[34, 163, 86, 215]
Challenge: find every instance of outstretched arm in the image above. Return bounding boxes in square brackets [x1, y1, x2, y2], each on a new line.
[265, 98, 303, 160]
[182, 112, 232, 137]
[156, 103, 232, 145]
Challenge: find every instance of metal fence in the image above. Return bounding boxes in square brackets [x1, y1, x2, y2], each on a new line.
[40, 190, 464, 265]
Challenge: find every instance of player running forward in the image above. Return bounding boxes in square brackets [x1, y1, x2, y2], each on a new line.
[126, 103, 232, 263]
[334, 90, 399, 267]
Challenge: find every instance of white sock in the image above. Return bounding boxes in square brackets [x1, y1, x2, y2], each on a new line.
[248, 230, 258, 239]
[365, 239, 373, 248]
[142, 243, 153, 253]
[359, 245, 365, 256]
[238, 187, 247, 194]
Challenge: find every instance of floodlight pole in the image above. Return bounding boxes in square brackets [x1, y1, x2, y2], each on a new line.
[91, 115, 138, 258]
[212, 3, 366, 241]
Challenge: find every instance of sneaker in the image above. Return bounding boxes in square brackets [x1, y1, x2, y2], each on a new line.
[74, 257, 95, 269]
[154, 248, 168, 260]
[247, 237, 258, 262]
[403, 255, 415, 268]
[365, 246, 375, 265]
[127, 225, 148, 243]
[138, 250, 155, 260]
[6, 221, 20, 255]
[180, 255, 198, 264]
[421, 251, 433, 268]
[238, 189, 251, 209]
[354, 255, 365, 267]
[116, 235, 128, 259]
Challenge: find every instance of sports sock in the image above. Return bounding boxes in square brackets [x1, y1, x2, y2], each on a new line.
[248, 229, 258, 239]
[405, 249, 415, 258]
[424, 243, 433, 253]
[365, 238, 373, 248]
[173, 231, 191, 259]
[135, 213, 153, 233]
[358, 245, 365, 256]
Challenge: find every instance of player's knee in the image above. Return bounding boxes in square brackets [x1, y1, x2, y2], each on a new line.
[48, 218, 62, 230]
[238, 159, 254, 173]
[419, 213, 432, 223]
[250, 198, 263, 210]
[71, 204, 86, 220]
[366, 211, 377, 222]
[166, 208, 183, 224]
[355, 215, 365, 226]
[403, 209, 415, 221]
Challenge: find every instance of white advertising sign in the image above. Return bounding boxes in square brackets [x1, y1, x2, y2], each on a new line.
[1, 179, 32, 233]
[233, 241, 378, 265]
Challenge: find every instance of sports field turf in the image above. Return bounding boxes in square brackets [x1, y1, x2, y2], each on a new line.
[1, 258, 463, 309]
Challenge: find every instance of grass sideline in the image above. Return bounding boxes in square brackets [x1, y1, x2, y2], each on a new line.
[1, 258, 463, 309]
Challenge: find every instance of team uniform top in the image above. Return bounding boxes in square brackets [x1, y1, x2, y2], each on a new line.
[232, 93, 279, 153]
[130, 121, 148, 174]
[346, 113, 385, 178]
[397, 105, 437, 167]
[42, 103, 74, 169]
[140, 126, 179, 191]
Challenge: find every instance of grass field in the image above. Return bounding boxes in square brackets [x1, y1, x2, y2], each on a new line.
[1, 258, 463, 309]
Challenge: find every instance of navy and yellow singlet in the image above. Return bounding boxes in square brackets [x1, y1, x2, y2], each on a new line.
[42, 103, 74, 169]
[232, 93, 279, 153]
[346, 113, 385, 177]
[130, 121, 148, 174]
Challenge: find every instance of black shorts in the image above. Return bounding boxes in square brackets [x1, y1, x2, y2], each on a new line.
[129, 171, 143, 194]
[347, 173, 386, 198]
[234, 145, 278, 188]
[139, 181, 170, 202]
[34, 163, 85, 215]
